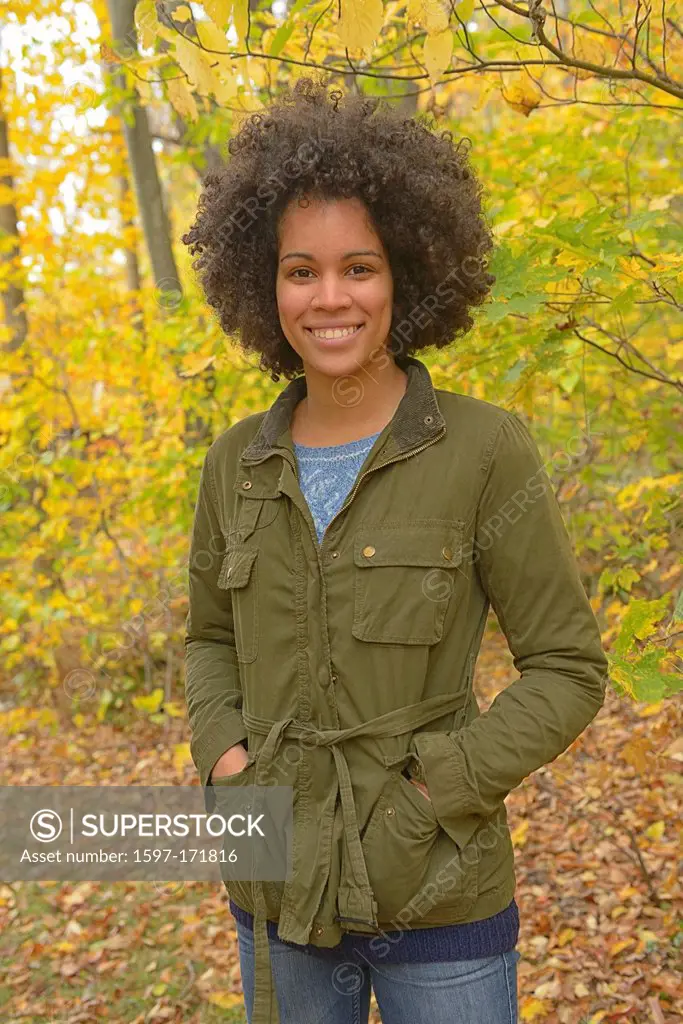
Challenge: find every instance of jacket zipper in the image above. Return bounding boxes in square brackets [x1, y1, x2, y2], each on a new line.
[317, 425, 447, 554]
[241, 425, 446, 557]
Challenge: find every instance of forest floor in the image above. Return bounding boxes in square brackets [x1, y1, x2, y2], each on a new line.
[1, 628, 680, 1024]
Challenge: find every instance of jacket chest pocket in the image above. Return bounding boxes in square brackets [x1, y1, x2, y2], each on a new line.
[217, 545, 259, 663]
[352, 522, 464, 645]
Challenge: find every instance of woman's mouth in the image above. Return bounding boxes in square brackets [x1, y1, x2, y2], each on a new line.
[304, 324, 364, 345]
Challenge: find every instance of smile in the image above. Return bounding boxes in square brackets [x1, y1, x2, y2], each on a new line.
[304, 324, 364, 341]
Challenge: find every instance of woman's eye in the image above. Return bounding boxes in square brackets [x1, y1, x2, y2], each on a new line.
[289, 265, 372, 280]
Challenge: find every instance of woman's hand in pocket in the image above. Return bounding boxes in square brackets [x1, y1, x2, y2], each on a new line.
[210, 743, 249, 781]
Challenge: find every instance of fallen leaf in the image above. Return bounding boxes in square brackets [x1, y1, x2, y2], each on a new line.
[208, 990, 243, 1008]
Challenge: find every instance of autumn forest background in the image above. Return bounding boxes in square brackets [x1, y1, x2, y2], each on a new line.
[0, 0, 681, 1021]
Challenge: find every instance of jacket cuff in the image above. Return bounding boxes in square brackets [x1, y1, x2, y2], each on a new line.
[409, 731, 483, 850]
[192, 713, 249, 788]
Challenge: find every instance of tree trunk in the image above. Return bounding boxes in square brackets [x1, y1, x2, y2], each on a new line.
[104, 0, 181, 300]
[0, 63, 28, 355]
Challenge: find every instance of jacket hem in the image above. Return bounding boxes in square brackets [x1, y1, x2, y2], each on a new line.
[227, 876, 517, 935]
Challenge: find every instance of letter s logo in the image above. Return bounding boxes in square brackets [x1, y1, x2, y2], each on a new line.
[30, 809, 63, 843]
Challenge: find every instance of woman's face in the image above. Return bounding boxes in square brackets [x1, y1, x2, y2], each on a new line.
[275, 196, 394, 378]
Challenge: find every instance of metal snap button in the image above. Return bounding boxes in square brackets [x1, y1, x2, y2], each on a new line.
[331, 551, 339, 559]
[331, 674, 338, 684]
[442, 547, 453, 560]
[362, 545, 376, 558]
[242, 480, 252, 490]
[386, 806, 395, 816]
[315, 925, 324, 936]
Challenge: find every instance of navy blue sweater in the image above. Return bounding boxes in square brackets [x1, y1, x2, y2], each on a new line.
[230, 897, 519, 962]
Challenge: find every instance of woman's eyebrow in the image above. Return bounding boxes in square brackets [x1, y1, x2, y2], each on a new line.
[279, 249, 383, 263]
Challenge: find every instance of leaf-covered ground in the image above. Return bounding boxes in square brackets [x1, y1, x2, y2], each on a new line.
[1, 630, 680, 1024]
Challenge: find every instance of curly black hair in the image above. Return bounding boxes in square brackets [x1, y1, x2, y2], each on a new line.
[181, 75, 496, 382]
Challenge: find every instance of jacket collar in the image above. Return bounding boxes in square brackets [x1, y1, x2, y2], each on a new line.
[239, 354, 446, 465]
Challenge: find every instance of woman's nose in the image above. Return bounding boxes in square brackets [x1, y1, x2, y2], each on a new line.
[311, 275, 353, 310]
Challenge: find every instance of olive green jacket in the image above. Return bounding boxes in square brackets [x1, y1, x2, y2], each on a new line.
[184, 354, 609, 1023]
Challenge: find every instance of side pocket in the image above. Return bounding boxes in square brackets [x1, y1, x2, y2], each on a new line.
[217, 546, 259, 664]
[212, 752, 282, 917]
[361, 770, 441, 921]
[211, 750, 258, 785]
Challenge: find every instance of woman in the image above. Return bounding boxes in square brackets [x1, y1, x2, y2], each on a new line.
[182, 77, 608, 1024]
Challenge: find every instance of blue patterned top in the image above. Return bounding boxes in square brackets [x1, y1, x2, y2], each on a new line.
[293, 429, 384, 543]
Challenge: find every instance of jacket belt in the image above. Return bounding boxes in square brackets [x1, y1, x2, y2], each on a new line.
[239, 692, 467, 1024]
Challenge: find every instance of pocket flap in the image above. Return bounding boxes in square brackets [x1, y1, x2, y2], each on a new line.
[217, 546, 258, 589]
[353, 522, 463, 568]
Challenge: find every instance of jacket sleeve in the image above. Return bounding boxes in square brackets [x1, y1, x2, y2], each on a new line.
[184, 446, 248, 790]
[410, 412, 609, 848]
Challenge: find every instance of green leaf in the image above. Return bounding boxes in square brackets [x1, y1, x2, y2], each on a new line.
[504, 359, 526, 383]
[270, 0, 315, 55]
[613, 595, 671, 655]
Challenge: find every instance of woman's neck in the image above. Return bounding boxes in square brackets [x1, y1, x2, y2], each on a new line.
[290, 361, 408, 447]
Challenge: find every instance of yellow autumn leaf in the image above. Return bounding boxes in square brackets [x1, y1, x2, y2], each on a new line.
[179, 354, 216, 377]
[510, 819, 529, 847]
[208, 991, 243, 1008]
[165, 703, 187, 719]
[173, 35, 217, 95]
[423, 28, 453, 84]
[195, 18, 230, 54]
[619, 885, 639, 899]
[609, 663, 635, 698]
[644, 820, 665, 841]
[622, 737, 652, 773]
[173, 742, 193, 774]
[173, 4, 193, 21]
[134, 0, 159, 50]
[194, 18, 238, 101]
[204, 0, 233, 27]
[471, 75, 497, 111]
[520, 997, 549, 1021]
[135, 77, 154, 105]
[456, 0, 475, 21]
[409, 0, 448, 33]
[571, 35, 609, 79]
[557, 927, 575, 946]
[166, 78, 199, 122]
[637, 701, 664, 717]
[609, 937, 635, 956]
[337, 0, 385, 52]
[233, 0, 249, 47]
[502, 79, 542, 117]
[132, 688, 165, 714]
[210, 69, 238, 104]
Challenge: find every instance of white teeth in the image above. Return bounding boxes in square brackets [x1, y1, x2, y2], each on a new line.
[309, 325, 361, 340]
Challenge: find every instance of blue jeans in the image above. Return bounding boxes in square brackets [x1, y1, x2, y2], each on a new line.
[235, 919, 520, 1023]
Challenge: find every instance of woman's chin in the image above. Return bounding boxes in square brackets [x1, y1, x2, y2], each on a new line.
[301, 343, 372, 378]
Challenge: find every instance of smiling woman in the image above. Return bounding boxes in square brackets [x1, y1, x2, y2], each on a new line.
[181, 74, 495, 384]
[181, 74, 608, 1024]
